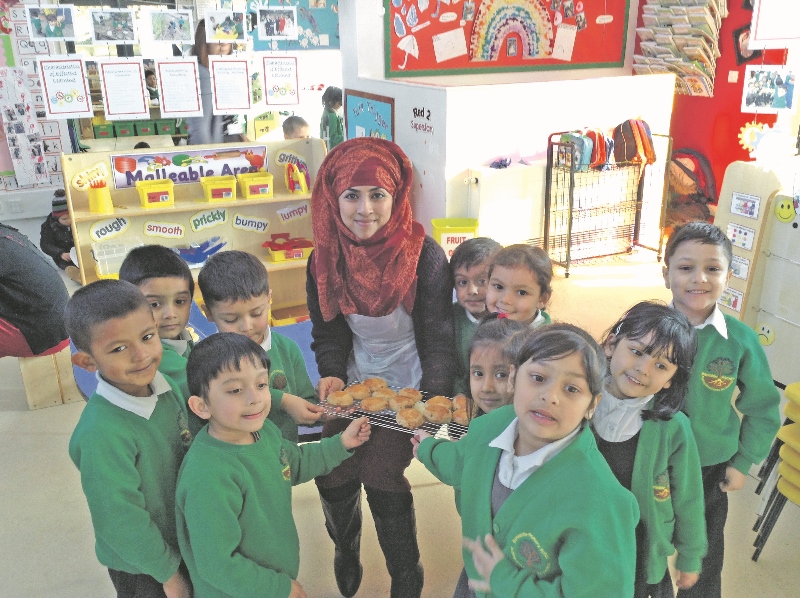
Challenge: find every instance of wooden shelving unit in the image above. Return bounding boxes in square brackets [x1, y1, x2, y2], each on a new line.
[62, 138, 325, 312]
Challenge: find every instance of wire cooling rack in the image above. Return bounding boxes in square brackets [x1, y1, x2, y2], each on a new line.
[320, 385, 469, 441]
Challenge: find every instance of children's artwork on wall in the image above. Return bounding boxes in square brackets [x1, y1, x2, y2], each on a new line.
[37, 56, 92, 119]
[741, 65, 796, 114]
[89, 9, 136, 44]
[386, 0, 629, 77]
[205, 10, 246, 42]
[149, 10, 193, 43]
[258, 7, 299, 41]
[733, 24, 762, 65]
[249, 0, 340, 51]
[344, 90, 394, 141]
[26, 5, 76, 42]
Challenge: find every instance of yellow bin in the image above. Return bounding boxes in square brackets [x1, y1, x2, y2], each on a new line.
[237, 171, 274, 199]
[431, 218, 478, 259]
[136, 179, 174, 208]
[200, 175, 237, 202]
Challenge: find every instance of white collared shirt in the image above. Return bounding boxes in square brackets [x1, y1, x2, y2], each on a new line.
[529, 309, 546, 329]
[162, 329, 193, 356]
[593, 383, 652, 442]
[95, 371, 172, 420]
[465, 309, 479, 324]
[695, 304, 728, 339]
[260, 327, 272, 352]
[489, 419, 581, 489]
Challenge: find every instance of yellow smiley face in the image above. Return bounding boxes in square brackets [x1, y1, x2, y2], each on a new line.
[774, 195, 795, 223]
[757, 323, 775, 346]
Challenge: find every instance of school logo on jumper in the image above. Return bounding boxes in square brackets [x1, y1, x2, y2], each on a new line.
[232, 213, 269, 233]
[510, 532, 550, 574]
[89, 216, 129, 241]
[700, 357, 735, 391]
[280, 447, 291, 481]
[190, 208, 227, 232]
[653, 470, 671, 501]
[271, 370, 288, 391]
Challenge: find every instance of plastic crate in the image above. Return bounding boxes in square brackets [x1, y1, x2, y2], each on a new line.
[93, 124, 114, 138]
[237, 171, 274, 199]
[156, 119, 175, 135]
[91, 238, 144, 279]
[114, 121, 135, 137]
[135, 179, 174, 208]
[200, 175, 237, 202]
[135, 120, 155, 136]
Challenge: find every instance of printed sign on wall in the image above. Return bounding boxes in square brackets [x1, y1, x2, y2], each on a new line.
[263, 56, 299, 105]
[37, 55, 92, 118]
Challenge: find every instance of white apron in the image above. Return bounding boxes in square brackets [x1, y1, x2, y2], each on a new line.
[346, 306, 422, 389]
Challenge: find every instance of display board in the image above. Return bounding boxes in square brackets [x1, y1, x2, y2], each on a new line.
[344, 89, 394, 140]
[248, 0, 341, 51]
[385, 0, 630, 78]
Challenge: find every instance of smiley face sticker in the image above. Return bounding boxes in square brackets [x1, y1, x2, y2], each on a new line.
[774, 194, 795, 223]
[757, 323, 775, 346]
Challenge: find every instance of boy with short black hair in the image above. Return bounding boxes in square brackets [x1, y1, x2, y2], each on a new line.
[663, 221, 781, 598]
[177, 332, 370, 598]
[120, 245, 195, 399]
[449, 237, 502, 393]
[198, 250, 322, 442]
[66, 279, 192, 598]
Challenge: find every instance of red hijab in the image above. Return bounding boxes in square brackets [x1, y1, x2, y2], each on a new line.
[311, 138, 425, 321]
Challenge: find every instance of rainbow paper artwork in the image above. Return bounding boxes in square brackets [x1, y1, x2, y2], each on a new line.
[470, 0, 553, 62]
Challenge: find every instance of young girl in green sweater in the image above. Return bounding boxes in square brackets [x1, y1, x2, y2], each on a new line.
[595, 301, 706, 598]
[414, 324, 639, 597]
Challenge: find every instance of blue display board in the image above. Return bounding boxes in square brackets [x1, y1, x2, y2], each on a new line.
[248, 0, 340, 51]
[344, 89, 395, 141]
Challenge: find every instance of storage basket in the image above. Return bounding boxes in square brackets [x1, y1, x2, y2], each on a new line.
[135, 121, 156, 136]
[114, 121, 135, 137]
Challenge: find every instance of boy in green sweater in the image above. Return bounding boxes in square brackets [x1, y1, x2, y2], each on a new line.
[119, 245, 196, 399]
[663, 222, 781, 598]
[199, 250, 323, 442]
[67, 280, 192, 598]
[450, 237, 502, 394]
[177, 332, 371, 598]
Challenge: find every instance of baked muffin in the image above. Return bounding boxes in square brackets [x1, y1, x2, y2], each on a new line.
[396, 408, 424, 429]
[452, 394, 468, 412]
[363, 377, 388, 391]
[327, 391, 354, 407]
[370, 388, 397, 401]
[360, 397, 389, 412]
[347, 384, 371, 400]
[452, 409, 470, 426]
[423, 404, 452, 424]
[426, 395, 453, 411]
[397, 388, 423, 402]
[389, 395, 417, 412]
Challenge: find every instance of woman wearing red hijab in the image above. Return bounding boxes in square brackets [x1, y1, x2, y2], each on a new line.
[307, 138, 455, 597]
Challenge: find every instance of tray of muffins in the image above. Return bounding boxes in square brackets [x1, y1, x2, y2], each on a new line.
[320, 377, 470, 441]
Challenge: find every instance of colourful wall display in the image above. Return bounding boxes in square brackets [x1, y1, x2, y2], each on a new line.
[385, 0, 630, 77]
[344, 89, 394, 141]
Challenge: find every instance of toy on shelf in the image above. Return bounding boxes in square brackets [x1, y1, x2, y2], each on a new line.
[174, 237, 228, 268]
[263, 233, 313, 262]
[88, 179, 113, 215]
[284, 162, 310, 194]
[91, 238, 144, 279]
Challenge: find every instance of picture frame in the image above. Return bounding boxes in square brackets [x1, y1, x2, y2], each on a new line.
[258, 7, 298, 41]
[149, 10, 193, 43]
[26, 5, 77, 42]
[733, 24, 762, 65]
[89, 9, 137, 45]
[344, 89, 395, 141]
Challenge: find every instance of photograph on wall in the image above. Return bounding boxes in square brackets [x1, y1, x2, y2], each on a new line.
[249, 0, 339, 50]
[205, 10, 246, 42]
[37, 56, 92, 119]
[26, 5, 77, 42]
[344, 89, 394, 141]
[742, 65, 796, 114]
[89, 9, 137, 44]
[258, 7, 298, 41]
[386, 0, 630, 77]
[150, 10, 193, 43]
[733, 24, 762, 65]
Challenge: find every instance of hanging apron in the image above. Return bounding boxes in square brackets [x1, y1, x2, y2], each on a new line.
[346, 306, 422, 389]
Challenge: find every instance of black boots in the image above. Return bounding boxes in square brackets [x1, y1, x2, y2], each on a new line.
[366, 487, 425, 598]
[319, 481, 363, 598]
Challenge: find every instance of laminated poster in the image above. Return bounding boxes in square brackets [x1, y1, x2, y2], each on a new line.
[155, 58, 203, 118]
[26, 5, 77, 42]
[97, 59, 150, 120]
[385, 0, 630, 77]
[37, 55, 92, 118]
[750, 0, 800, 50]
[209, 56, 251, 115]
[263, 57, 299, 106]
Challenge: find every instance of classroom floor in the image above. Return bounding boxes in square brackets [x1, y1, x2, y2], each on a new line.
[2, 217, 798, 597]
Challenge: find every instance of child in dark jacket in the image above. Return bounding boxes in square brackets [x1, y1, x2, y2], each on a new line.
[40, 189, 80, 283]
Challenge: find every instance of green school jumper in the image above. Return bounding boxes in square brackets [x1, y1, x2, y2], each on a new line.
[266, 331, 318, 443]
[159, 334, 194, 399]
[418, 405, 639, 598]
[685, 315, 781, 473]
[176, 423, 353, 598]
[68, 373, 191, 582]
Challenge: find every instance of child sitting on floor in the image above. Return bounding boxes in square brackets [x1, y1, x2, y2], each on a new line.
[198, 250, 322, 442]
[67, 280, 192, 598]
[485, 244, 553, 328]
[176, 332, 371, 598]
[39, 189, 80, 283]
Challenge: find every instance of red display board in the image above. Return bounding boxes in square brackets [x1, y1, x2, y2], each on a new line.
[385, 0, 630, 78]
